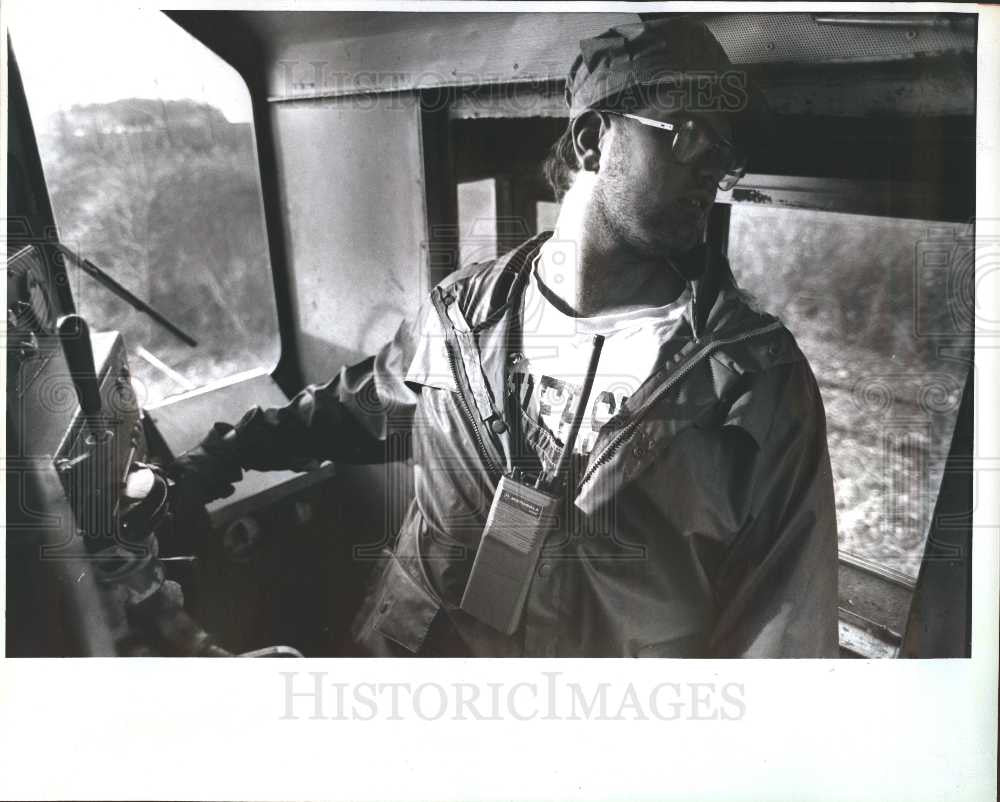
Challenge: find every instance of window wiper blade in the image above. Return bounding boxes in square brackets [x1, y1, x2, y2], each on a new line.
[53, 243, 198, 348]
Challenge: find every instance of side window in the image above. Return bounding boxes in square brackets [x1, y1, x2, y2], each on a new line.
[536, 201, 559, 232]
[451, 116, 566, 268]
[729, 205, 972, 582]
[10, 6, 279, 407]
[457, 179, 499, 267]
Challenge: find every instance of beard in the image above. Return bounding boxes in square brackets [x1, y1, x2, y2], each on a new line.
[596, 179, 707, 261]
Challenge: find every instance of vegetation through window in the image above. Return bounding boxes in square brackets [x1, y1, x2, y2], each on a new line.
[11, 6, 280, 406]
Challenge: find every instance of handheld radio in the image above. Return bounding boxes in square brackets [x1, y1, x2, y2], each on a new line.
[460, 334, 605, 634]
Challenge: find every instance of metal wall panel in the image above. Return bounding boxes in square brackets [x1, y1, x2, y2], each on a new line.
[270, 93, 428, 382]
[250, 12, 638, 102]
[269, 93, 424, 581]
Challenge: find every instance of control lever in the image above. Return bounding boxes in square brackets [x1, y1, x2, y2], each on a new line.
[56, 314, 102, 417]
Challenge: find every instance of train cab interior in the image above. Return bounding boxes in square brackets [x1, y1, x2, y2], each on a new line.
[5, 10, 977, 657]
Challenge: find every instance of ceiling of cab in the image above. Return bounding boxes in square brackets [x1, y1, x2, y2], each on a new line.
[700, 12, 975, 65]
[242, 12, 639, 102]
[232, 10, 976, 117]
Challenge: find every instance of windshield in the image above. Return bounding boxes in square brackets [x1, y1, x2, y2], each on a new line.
[10, 5, 280, 407]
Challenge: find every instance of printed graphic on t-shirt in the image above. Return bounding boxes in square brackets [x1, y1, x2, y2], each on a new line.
[514, 247, 690, 456]
[531, 373, 629, 455]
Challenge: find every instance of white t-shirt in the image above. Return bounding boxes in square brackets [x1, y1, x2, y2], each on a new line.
[512, 253, 690, 456]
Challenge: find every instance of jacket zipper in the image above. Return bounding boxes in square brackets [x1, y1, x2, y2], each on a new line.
[578, 320, 785, 489]
[442, 336, 505, 479]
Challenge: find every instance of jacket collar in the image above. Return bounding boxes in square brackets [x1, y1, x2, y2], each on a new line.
[470, 231, 740, 343]
[685, 252, 743, 340]
[473, 231, 554, 330]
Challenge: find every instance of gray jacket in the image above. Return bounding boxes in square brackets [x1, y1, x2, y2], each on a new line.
[212, 232, 840, 657]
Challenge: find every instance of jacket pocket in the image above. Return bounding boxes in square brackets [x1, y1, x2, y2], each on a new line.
[369, 549, 442, 654]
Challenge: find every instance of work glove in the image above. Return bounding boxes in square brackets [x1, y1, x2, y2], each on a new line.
[164, 422, 245, 505]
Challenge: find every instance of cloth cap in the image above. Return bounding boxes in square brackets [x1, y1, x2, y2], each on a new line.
[566, 18, 772, 141]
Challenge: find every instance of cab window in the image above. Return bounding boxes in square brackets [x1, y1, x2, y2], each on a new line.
[728, 205, 971, 582]
[10, 4, 279, 407]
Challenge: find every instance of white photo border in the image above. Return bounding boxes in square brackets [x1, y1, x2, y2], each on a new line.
[1, 2, 997, 801]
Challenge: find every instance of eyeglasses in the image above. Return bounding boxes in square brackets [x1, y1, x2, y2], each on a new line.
[603, 111, 748, 191]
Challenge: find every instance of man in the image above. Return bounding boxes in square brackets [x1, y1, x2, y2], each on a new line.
[171, 18, 840, 657]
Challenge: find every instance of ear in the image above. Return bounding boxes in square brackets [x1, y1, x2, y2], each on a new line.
[571, 110, 609, 173]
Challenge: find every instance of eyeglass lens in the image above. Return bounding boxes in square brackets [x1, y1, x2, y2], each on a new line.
[673, 120, 747, 189]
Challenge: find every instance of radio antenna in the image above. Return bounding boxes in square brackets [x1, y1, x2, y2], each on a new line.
[537, 334, 605, 491]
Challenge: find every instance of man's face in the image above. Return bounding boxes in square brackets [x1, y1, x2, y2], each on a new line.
[591, 107, 736, 258]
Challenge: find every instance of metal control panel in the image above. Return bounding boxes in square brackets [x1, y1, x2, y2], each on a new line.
[52, 330, 146, 541]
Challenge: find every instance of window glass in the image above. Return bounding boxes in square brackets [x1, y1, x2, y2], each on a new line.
[536, 201, 559, 232]
[457, 179, 498, 267]
[729, 205, 972, 580]
[11, 6, 279, 407]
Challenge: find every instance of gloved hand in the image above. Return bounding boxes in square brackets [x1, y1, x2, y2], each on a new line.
[164, 422, 245, 505]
